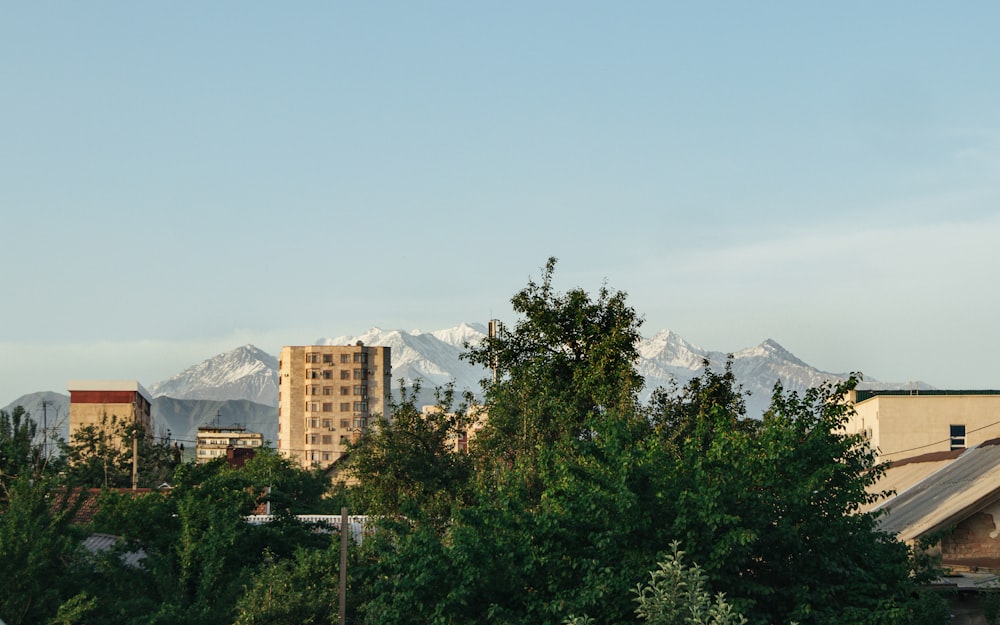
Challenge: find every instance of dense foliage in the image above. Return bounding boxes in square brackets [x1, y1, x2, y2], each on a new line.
[0, 259, 947, 624]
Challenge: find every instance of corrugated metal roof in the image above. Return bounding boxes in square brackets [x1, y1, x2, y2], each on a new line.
[876, 440, 1000, 542]
[82, 532, 146, 568]
[860, 451, 962, 513]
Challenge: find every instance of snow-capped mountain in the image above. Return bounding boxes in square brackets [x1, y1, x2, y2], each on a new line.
[6, 325, 931, 432]
[317, 323, 491, 398]
[148, 344, 279, 406]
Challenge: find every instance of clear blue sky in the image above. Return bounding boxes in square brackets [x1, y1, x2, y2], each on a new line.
[3, 3, 1000, 405]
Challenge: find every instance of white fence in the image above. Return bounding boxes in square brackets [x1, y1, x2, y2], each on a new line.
[245, 514, 368, 543]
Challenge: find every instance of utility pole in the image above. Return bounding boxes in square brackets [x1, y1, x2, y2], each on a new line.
[40, 399, 51, 462]
[339, 507, 349, 625]
[132, 398, 139, 491]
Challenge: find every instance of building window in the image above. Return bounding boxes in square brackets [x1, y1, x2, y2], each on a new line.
[308, 370, 320, 379]
[353, 385, 367, 397]
[340, 403, 349, 412]
[340, 370, 351, 380]
[323, 370, 333, 380]
[340, 354, 350, 363]
[323, 386, 332, 396]
[323, 452, 331, 461]
[322, 435, 332, 445]
[353, 368, 367, 380]
[322, 419, 332, 428]
[353, 352, 368, 364]
[353, 416, 368, 429]
[323, 353, 333, 364]
[353, 401, 368, 412]
[951, 424, 966, 450]
[310, 402, 320, 412]
[340, 419, 349, 428]
[310, 386, 319, 395]
[310, 418, 319, 428]
[322, 403, 333, 412]
[310, 434, 319, 444]
[306, 353, 319, 363]
[340, 386, 349, 395]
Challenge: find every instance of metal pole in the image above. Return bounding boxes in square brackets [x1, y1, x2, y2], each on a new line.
[132, 399, 139, 491]
[339, 506, 348, 625]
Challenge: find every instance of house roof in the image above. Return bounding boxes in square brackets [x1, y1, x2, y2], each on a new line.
[860, 449, 965, 514]
[876, 439, 1000, 542]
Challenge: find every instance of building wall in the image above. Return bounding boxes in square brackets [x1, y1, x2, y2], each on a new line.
[941, 502, 1000, 564]
[844, 391, 1000, 461]
[277, 344, 391, 470]
[67, 380, 154, 445]
[196, 427, 264, 463]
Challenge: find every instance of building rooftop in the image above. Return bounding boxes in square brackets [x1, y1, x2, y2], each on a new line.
[67, 380, 152, 403]
[854, 389, 1000, 402]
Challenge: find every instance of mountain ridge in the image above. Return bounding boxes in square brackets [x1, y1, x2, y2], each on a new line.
[4, 324, 935, 446]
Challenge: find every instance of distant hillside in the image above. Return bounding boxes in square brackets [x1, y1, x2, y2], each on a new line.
[2, 393, 276, 451]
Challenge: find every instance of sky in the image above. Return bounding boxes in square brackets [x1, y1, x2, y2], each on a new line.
[3, 3, 1000, 405]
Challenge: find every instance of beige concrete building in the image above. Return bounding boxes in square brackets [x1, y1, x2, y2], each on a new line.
[844, 389, 1000, 461]
[67, 380, 154, 442]
[420, 405, 488, 453]
[277, 343, 391, 470]
[196, 425, 264, 463]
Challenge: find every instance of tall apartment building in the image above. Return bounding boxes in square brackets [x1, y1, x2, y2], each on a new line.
[67, 380, 154, 440]
[277, 343, 391, 470]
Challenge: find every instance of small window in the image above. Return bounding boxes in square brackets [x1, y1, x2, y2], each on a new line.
[340, 370, 351, 380]
[322, 419, 332, 428]
[323, 386, 332, 396]
[951, 424, 966, 450]
[340, 403, 350, 412]
[322, 353, 333, 363]
[322, 403, 333, 412]
[353, 401, 368, 412]
[322, 435, 332, 445]
[323, 370, 333, 380]
[353, 352, 368, 364]
[353, 385, 367, 397]
[310, 418, 319, 428]
[353, 369, 368, 380]
[340, 354, 350, 363]
[340, 419, 349, 428]
[340, 387, 350, 396]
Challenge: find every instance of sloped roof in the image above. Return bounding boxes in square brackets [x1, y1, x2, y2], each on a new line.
[876, 439, 1000, 542]
[860, 450, 965, 514]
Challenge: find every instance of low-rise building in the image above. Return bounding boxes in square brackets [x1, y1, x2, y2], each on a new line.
[844, 389, 1000, 461]
[67, 380, 154, 442]
[195, 425, 264, 464]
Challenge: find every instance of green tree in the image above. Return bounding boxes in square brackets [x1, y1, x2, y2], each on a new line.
[233, 545, 342, 625]
[79, 449, 334, 625]
[651, 366, 944, 625]
[0, 406, 44, 496]
[463, 257, 644, 488]
[60, 413, 180, 489]
[0, 474, 86, 625]
[566, 542, 748, 625]
[347, 381, 474, 526]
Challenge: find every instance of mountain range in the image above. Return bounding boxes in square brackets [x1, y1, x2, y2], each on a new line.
[3, 323, 931, 450]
